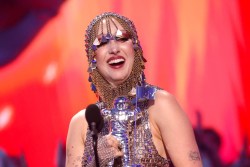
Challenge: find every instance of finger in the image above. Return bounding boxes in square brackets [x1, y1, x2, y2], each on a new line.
[110, 135, 122, 147]
[98, 136, 110, 149]
[114, 149, 124, 158]
[102, 135, 117, 148]
[106, 135, 120, 148]
[112, 139, 121, 148]
[98, 147, 116, 160]
[105, 137, 114, 147]
[117, 144, 123, 151]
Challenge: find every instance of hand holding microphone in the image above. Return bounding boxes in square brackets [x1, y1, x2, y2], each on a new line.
[85, 104, 123, 166]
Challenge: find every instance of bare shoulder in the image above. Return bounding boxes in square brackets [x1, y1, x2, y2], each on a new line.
[66, 109, 88, 150]
[67, 109, 88, 142]
[154, 89, 177, 104]
[150, 89, 192, 129]
[149, 90, 202, 166]
[70, 109, 87, 126]
[151, 89, 184, 117]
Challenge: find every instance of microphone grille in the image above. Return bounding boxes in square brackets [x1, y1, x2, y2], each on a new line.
[85, 104, 103, 132]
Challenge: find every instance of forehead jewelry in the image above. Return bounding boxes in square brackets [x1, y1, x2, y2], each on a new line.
[91, 17, 129, 51]
[85, 12, 144, 61]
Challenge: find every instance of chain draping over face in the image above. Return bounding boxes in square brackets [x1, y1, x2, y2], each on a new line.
[85, 12, 147, 109]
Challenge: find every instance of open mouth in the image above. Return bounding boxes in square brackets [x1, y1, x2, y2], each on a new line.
[107, 57, 125, 68]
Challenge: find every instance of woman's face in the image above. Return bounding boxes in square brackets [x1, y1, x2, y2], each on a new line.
[94, 18, 135, 88]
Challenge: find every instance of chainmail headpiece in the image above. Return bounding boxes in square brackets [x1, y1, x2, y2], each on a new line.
[85, 12, 147, 109]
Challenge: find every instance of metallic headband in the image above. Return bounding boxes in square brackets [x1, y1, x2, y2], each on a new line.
[85, 12, 144, 62]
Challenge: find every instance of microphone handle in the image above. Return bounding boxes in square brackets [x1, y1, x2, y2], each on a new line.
[91, 122, 100, 167]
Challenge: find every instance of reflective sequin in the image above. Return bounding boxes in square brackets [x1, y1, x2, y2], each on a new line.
[82, 85, 173, 167]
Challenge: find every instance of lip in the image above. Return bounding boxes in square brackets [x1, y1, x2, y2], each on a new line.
[107, 55, 125, 63]
[107, 55, 125, 69]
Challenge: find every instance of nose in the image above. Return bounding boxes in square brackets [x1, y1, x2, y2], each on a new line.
[108, 40, 120, 54]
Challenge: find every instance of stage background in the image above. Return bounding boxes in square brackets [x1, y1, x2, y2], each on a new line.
[0, 0, 249, 166]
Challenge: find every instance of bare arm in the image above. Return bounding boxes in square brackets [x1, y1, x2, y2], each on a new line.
[151, 90, 202, 167]
[65, 109, 123, 167]
[65, 110, 87, 167]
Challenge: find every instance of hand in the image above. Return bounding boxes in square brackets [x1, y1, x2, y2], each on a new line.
[97, 133, 124, 165]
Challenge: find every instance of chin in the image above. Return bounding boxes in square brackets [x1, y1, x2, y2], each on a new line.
[110, 77, 128, 86]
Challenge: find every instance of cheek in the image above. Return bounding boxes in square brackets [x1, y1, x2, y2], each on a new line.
[123, 42, 135, 56]
[125, 47, 135, 68]
[96, 59, 105, 71]
[95, 51, 105, 65]
[128, 48, 135, 63]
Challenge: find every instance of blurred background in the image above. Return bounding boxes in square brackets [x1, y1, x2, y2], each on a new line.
[0, 0, 249, 166]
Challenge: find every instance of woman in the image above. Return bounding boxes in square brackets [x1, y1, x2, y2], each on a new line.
[66, 12, 202, 167]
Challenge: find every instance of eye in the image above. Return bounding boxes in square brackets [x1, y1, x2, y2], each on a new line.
[116, 37, 129, 42]
[97, 41, 108, 48]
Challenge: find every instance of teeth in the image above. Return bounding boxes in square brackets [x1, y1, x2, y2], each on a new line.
[108, 58, 125, 64]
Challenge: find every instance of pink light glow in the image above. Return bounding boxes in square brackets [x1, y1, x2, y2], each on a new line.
[0, 105, 13, 131]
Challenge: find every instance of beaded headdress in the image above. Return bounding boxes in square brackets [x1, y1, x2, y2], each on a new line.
[85, 12, 147, 108]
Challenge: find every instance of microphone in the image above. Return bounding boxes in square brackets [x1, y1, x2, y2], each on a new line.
[85, 104, 103, 167]
[85, 104, 104, 133]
